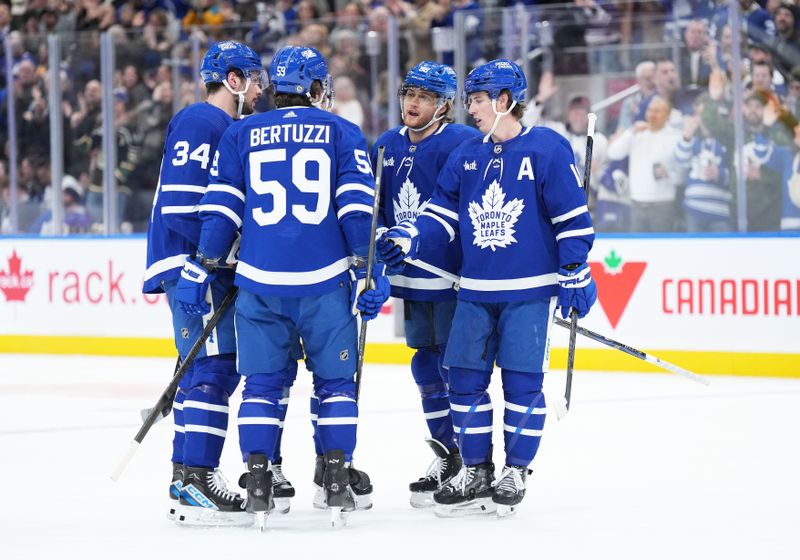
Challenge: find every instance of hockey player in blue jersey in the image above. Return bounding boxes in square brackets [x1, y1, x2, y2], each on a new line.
[372, 61, 481, 507]
[377, 59, 597, 517]
[143, 40, 266, 526]
[174, 45, 390, 528]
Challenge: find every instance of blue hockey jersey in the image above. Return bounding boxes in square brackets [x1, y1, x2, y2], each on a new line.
[416, 126, 594, 303]
[674, 136, 732, 222]
[372, 123, 481, 301]
[196, 106, 375, 297]
[143, 103, 233, 294]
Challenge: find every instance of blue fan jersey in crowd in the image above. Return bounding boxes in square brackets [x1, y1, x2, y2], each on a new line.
[372, 123, 481, 301]
[143, 103, 234, 294]
[418, 126, 594, 303]
[197, 106, 375, 297]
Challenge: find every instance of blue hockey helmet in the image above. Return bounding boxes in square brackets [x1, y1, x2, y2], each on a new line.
[201, 41, 263, 85]
[463, 59, 527, 105]
[400, 61, 457, 102]
[269, 45, 330, 97]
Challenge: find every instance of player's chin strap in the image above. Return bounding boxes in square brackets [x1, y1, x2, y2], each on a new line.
[222, 77, 252, 120]
[403, 98, 448, 132]
[483, 98, 517, 143]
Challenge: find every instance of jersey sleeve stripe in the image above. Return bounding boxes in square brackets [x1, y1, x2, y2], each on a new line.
[388, 274, 455, 290]
[550, 205, 588, 224]
[236, 257, 350, 286]
[143, 253, 190, 282]
[207, 184, 246, 202]
[459, 272, 557, 291]
[335, 183, 375, 198]
[161, 184, 207, 193]
[161, 205, 198, 215]
[555, 227, 595, 241]
[198, 204, 243, 228]
[425, 203, 459, 221]
[337, 203, 373, 220]
[419, 210, 456, 242]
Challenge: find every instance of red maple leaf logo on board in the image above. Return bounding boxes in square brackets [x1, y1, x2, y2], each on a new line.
[589, 250, 646, 329]
[0, 250, 34, 302]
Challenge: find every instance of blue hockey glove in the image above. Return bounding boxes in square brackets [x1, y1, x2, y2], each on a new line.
[376, 222, 420, 268]
[350, 262, 391, 321]
[175, 256, 217, 316]
[374, 227, 406, 275]
[557, 262, 597, 319]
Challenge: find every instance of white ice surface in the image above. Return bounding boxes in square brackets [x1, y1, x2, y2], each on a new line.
[1, 355, 798, 559]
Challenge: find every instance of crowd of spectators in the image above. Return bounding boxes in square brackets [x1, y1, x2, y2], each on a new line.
[2, 0, 800, 234]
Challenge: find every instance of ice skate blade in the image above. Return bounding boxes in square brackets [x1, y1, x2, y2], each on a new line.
[274, 497, 291, 514]
[496, 504, 517, 518]
[175, 506, 254, 527]
[256, 511, 267, 532]
[313, 485, 371, 511]
[409, 492, 435, 509]
[167, 502, 179, 521]
[330, 506, 348, 527]
[434, 498, 497, 518]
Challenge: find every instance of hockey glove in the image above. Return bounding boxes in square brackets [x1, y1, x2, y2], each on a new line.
[376, 222, 420, 268]
[374, 227, 405, 275]
[350, 262, 391, 321]
[557, 262, 597, 319]
[175, 256, 217, 316]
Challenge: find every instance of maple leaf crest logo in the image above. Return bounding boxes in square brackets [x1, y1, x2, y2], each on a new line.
[467, 180, 524, 251]
[394, 177, 423, 224]
[0, 250, 34, 302]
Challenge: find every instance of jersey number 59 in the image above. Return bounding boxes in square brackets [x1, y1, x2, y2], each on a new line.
[249, 148, 331, 226]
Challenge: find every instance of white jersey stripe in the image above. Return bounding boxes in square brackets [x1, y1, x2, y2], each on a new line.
[161, 205, 198, 215]
[453, 425, 492, 434]
[555, 227, 595, 241]
[337, 203, 373, 220]
[419, 211, 456, 241]
[321, 396, 357, 404]
[504, 402, 547, 415]
[424, 409, 451, 420]
[161, 184, 206, 194]
[460, 273, 557, 292]
[238, 417, 282, 426]
[425, 203, 459, 221]
[143, 253, 190, 282]
[198, 204, 243, 228]
[237, 257, 351, 286]
[551, 205, 589, 224]
[207, 184, 246, 202]
[335, 183, 375, 198]
[389, 275, 454, 291]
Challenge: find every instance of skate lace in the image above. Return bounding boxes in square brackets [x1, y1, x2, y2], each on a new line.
[422, 455, 449, 484]
[494, 466, 525, 493]
[270, 464, 288, 485]
[207, 469, 239, 501]
[448, 465, 475, 493]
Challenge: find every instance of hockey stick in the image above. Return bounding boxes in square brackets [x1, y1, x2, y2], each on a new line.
[355, 145, 385, 401]
[403, 258, 710, 387]
[562, 112, 598, 418]
[139, 357, 181, 424]
[553, 316, 710, 386]
[111, 286, 239, 481]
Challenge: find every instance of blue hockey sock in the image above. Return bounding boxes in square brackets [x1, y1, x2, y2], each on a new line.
[501, 369, 546, 467]
[238, 371, 285, 461]
[182, 355, 239, 468]
[171, 362, 194, 464]
[412, 347, 456, 449]
[309, 394, 324, 456]
[274, 362, 298, 461]
[448, 367, 493, 465]
[314, 376, 357, 461]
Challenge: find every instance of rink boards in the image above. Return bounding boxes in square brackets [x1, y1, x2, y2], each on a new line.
[0, 234, 798, 377]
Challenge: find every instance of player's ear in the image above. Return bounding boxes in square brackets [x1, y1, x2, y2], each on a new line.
[226, 70, 240, 90]
[497, 90, 511, 113]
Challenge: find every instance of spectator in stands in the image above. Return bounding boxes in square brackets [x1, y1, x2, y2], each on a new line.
[68, 78, 102, 180]
[331, 75, 365, 127]
[711, 0, 775, 45]
[608, 95, 683, 232]
[636, 59, 692, 129]
[616, 60, 655, 132]
[431, 0, 480, 67]
[0, 3, 10, 43]
[674, 94, 734, 232]
[0, 182, 41, 234]
[407, 0, 444, 64]
[679, 19, 713, 95]
[747, 42, 788, 96]
[766, 2, 800, 77]
[76, 0, 115, 31]
[120, 64, 151, 109]
[29, 177, 94, 234]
